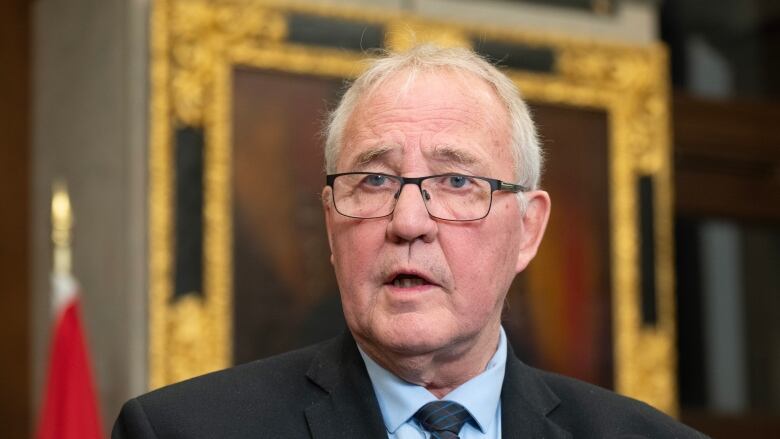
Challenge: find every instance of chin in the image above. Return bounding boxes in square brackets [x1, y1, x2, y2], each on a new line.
[371, 316, 458, 356]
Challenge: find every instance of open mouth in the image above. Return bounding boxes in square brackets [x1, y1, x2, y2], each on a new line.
[389, 273, 432, 288]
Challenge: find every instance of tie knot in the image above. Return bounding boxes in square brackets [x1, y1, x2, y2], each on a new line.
[413, 400, 472, 438]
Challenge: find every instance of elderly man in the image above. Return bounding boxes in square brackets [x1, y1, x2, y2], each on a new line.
[114, 45, 705, 438]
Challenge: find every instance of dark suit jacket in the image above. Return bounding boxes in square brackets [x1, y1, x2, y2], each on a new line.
[113, 332, 707, 438]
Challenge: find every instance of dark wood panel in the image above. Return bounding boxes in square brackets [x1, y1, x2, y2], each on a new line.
[673, 94, 780, 221]
[675, 167, 780, 222]
[674, 94, 780, 437]
[0, 0, 31, 438]
[674, 95, 780, 161]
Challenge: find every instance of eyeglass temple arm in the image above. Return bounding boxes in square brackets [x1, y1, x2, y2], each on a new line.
[498, 181, 528, 193]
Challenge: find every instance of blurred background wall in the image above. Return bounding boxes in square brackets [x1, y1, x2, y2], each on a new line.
[0, 1, 31, 438]
[29, 0, 150, 435]
[0, 0, 777, 438]
[662, 0, 780, 435]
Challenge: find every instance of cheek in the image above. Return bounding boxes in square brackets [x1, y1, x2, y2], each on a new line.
[330, 221, 386, 290]
[445, 223, 517, 273]
[441, 222, 521, 310]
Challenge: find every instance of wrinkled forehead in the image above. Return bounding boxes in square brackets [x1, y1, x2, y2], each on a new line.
[339, 68, 513, 172]
[357, 67, 503, 115]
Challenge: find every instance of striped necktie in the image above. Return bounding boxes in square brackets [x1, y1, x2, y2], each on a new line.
[414, 400, 473, 439]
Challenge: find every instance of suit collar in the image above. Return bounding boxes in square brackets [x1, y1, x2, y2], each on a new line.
[304, 332, 387, 439]
[500, 342, 572, 438]
[304, 332, 572, 438]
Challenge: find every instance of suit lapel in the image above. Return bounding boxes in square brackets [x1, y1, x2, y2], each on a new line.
[303, 332, 573, 438]
[304, 333, 387, 439]
[501, 345, 572, 439]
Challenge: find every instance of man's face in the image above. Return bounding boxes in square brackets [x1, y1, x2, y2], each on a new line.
[324, 68, 547, 358]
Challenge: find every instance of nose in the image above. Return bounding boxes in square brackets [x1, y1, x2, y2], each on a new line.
[386, 184, 437, 243]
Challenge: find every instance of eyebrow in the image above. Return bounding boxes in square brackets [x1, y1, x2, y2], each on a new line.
[352, 145, 396, 169]
[349, 144, 483, 171]
[431, 144, 481, 167]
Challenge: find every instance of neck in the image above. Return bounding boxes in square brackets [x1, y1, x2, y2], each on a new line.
[355, 323, 502, 399]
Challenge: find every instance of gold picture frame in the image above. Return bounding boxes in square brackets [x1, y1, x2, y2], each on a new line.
[149, 0, 676, 415]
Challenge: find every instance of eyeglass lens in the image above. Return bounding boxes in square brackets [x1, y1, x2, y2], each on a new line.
[332, 173, 493, 221]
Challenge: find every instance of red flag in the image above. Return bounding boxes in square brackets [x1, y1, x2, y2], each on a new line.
[37, 275, 104, 439]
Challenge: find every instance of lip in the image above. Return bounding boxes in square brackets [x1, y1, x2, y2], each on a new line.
[383, 268, 440, 291]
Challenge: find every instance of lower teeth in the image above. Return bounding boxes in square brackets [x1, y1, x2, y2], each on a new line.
[394, 278, 424, 288]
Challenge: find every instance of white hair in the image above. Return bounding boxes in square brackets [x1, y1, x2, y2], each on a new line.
[323, 44, 543, 192]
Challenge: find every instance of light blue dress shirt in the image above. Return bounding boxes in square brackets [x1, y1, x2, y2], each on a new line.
[358, 327, 507, 439]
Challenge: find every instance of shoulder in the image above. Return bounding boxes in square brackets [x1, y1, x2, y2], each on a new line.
[140, 340, 326, 406]
[533, 368, 708, 438]
[113, 338, 336, 438]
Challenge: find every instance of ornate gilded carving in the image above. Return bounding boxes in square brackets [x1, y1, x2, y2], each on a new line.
[149, 0, 174, 390]
[169, 0, 286, 125]
[163, 295, 222, 384]
[385, 18, 471, 51]
[150, 0, 677, 415]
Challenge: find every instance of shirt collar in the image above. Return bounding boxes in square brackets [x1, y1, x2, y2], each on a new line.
[358, 327, 507, 434]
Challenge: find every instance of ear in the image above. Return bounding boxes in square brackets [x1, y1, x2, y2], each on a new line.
[322, 186, 336, 265]
[515, 190, 551, 273]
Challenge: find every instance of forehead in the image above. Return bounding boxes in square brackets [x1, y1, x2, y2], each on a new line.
[339, 68, 513, 175]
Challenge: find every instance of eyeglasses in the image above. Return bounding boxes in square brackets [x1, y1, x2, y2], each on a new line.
[325, 172, 527, 221]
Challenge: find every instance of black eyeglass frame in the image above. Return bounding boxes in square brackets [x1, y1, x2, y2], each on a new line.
[325, 172, 528, 221]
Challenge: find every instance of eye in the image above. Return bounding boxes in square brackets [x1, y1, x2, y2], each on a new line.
[365, 174, 388, 187]
[447, 175, 469, 189]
